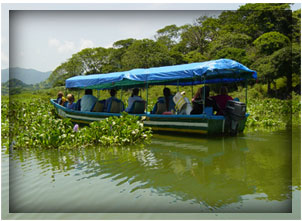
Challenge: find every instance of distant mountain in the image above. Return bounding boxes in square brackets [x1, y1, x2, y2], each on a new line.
[2, 78, 28, 88]
[1, 78, 34, 95]
[1, 67, 52, 84]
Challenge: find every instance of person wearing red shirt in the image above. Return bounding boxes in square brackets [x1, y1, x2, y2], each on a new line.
[211, 86, 233, 115]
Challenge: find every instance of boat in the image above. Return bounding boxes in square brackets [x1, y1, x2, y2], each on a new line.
[51, 59, 257, 135]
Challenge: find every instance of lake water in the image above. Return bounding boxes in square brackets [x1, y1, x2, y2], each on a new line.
[2, 127, 300, 219]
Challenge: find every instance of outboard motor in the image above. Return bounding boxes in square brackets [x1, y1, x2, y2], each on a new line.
[225, 100, 246, 135]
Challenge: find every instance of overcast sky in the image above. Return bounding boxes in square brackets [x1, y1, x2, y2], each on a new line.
[2, 3, 301, 72]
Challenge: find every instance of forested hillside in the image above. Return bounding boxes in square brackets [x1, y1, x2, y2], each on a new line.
[47, 3, 300, 98]
[2, 67, 51, 84]
[1, 78, 34, 95]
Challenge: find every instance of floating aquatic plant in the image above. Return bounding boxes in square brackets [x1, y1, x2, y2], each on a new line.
[2, 97, 152, 150]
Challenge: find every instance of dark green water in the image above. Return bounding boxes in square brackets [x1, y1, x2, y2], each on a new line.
[2, 127, 300, 219]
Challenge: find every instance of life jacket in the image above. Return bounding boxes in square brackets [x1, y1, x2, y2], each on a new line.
[173, 92, 186, 111]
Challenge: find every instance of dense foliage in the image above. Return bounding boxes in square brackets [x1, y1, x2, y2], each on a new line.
[246, 97, 296, 129]
[45, 3, 300, 99]
[2, 96, 152, 150]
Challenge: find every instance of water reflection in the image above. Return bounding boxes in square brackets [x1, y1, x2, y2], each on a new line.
[10, 129, 296, 211]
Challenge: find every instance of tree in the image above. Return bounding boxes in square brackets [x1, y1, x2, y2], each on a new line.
[183, 50, 208, 63]
[100, 48, 122, 73]
[168, 49, 185, 65]
[251, 44, 297, 95]
[207, 31, 252, 59]
[251, 55, 275, 94]
[292, 9, 301, 44]
[155, 25, 181, 49]
[113, 38, 135, 49]
[214, 47, 249, 65]
[76, 47, 109, 74]
[196, 16, 220, 42]
[292, 43, 301, 93]
[111, 38, 137, 71]
[179, 24, 209, 54]
[121, 39, 175, 69]
[48, 57, 83, 87]
[253, 31, 290, 55]
[237, 3, 292, 39]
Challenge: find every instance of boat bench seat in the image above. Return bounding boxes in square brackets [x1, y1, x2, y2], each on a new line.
[155, 102, 167, 114]
[108, 99, 124, 113]
[91, 100, 105, 112]
[129, 100, 145, 114]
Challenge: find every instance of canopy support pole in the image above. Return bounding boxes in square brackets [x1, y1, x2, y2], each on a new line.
[177, 80, 179, 92]
[245, 80, 248, 106]
[146, 83, 149, 113]
[191, 83, 193, 99]
[121, 88, 123, 101]
[97, 90, 100, 99]
[203, 77, 206, 114]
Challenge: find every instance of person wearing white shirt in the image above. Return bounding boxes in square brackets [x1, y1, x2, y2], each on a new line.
[125, 88, 143, 112]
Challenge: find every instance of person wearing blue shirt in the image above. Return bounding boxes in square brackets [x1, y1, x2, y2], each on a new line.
[104, 89, 117, 111]
[66, 94, 76, 110]
[80, 89, 98, 112]
[152, 87, 175, 114]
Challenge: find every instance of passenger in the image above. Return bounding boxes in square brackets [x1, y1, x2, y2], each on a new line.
[66, 94, 76, 110]
[56, 91, 67, 106]
[152, 87, 175, 114]
[190, 86, 216, 114]
[125, 88, 143, 112]
[60, 96, 67, 107]
[104, 89, 117, 111]
[163, 87, 176, 112]
[56, 91, 64, 104]
[80, 89, 98, 112]
[211, 86, 233, 115]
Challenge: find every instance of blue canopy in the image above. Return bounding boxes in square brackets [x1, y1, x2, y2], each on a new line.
[66, 59, 257, 89]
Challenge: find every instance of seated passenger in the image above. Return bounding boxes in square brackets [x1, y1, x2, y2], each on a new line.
[80, 89, 98, 112]
[152, 87, 176, 114]
[211, 86, 233, 115]
[125, 88, 143, 112]
[190, 86, 217, 115]
[105, 89, 124, 113]
[56, 91, 67, 106]
[60, 96, 68, 107]
[66, 94, 76, 110]
[56, 91, 64, 104]
[105, 89, 117, 111]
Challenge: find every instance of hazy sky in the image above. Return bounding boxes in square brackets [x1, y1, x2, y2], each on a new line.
[2, 3, 301, 72]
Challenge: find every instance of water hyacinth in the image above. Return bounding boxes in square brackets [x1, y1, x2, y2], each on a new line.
[246, 96, 299, 130]
[73, 124, 79, 132]
[2, 97, 152, 150]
